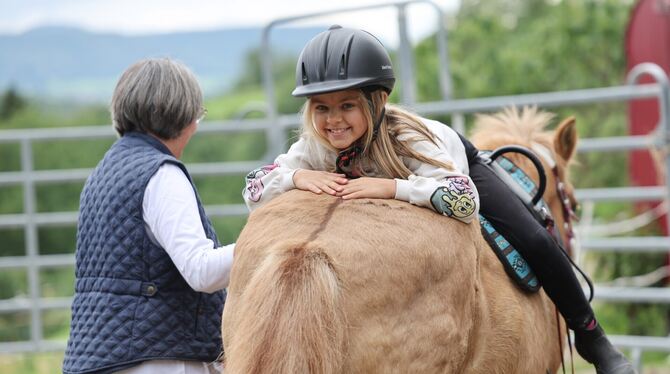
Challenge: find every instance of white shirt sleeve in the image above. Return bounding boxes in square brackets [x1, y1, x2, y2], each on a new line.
[143, 163, 234, 293]
[393, 119, 480, 224]
[243, 137, 315, 211]
[115, 359, 220, 374]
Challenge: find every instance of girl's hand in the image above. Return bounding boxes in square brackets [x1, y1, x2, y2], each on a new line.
[293, 169, 349, 195]
[337, 177, 396, 200]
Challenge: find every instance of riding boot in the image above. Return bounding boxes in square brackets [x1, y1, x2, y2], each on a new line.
[572, 318, 637, 374]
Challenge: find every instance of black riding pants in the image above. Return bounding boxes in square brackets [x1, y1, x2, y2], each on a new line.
[461, 136, 594, 329]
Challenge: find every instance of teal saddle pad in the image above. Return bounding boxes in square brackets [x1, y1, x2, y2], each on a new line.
[478, 155, 545, 293]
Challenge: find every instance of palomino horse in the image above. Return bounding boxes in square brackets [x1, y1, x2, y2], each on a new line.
[222, 107, 578, 373]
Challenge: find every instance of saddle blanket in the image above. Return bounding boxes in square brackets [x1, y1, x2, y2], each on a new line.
[478, 155, 545, 292]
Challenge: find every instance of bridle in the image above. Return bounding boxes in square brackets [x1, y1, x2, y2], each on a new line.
[529, 141, 593, 300]
[530, 142, 579, 257]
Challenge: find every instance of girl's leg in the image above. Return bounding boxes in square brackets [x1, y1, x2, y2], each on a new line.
[469, 161, 634, 374]
[469, 162, 590, 325]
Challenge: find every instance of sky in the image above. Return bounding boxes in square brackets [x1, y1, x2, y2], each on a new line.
[0, 0, 460, 46]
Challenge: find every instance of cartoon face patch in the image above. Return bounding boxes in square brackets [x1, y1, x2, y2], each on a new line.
[245, 164, 278, 202]
[430, 177, 477, 219]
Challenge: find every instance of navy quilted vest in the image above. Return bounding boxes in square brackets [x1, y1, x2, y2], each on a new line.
[62, 132, 225, 374]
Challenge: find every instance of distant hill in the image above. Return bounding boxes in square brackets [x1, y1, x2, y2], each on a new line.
[0, 25, 323, 102]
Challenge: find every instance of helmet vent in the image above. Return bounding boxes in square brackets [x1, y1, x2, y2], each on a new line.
[301, 62, 309, 84]
[339, 34, 355, 80]
[318, 33, 331, 82]
[338, 54, 347, 79]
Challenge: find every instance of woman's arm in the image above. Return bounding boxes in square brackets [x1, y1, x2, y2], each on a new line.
[143, 164, 234, 293]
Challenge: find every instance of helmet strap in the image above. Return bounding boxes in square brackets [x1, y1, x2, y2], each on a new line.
[372, 107, 386, 139]
[334, 89, 386, 179]
[335, 144, 362, 179]
[362, 89, 386, 140]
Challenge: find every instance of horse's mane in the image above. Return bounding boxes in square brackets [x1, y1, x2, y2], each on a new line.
[470, 106, 555, 152]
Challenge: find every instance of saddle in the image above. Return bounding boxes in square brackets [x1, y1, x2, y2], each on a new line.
[476, 147, 555, 293]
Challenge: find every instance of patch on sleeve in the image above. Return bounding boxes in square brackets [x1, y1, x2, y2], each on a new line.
[245, 164, 278, 202]
[430, 176, 477, 219]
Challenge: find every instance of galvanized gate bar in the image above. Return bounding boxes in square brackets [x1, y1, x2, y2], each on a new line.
[0, 161, 263, 186]
[576, 186, 668, 202]
[581, 237, 670, 252]
[0, 254, 74, 269]
[610, 335, 670, 352]
[0, 341, 66, 354]
[0, 119, 280, 143]
[413, 83, 662, 114]
[577, 135, 655, 152]
[0, 212, 79, 227]
[590, 286, 670, 303]
[0, 204, 247, 229]
[0, 297, 71, 313]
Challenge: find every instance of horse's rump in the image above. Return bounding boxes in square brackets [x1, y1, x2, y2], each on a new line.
[223, 190, 559, 373]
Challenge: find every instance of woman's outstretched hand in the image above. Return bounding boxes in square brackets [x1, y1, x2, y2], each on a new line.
[293, 169, 349, 195]
[336, 177, 395, 200]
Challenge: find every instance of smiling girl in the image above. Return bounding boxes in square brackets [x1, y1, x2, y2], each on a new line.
[243, 26, 479, 223]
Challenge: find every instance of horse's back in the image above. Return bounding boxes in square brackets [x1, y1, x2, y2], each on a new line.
[224, 190, 560, 373]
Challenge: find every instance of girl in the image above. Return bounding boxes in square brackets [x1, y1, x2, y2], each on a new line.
[244, 26, 479, 224]
[243, 26, 633, 374]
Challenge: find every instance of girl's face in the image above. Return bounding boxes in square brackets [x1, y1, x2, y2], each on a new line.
[310, 90, 368, 150]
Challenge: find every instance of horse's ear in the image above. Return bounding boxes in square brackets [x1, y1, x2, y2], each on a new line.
[554, 116, 577, 162]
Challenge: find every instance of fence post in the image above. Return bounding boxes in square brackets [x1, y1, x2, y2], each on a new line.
[397, 3, 417, 105]
[260, 23, 286, 162]
[626, 63, 670, 234]
[20, 139, 42, 350]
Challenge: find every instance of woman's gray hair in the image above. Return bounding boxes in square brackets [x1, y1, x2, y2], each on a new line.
[111, 58, 204, 139]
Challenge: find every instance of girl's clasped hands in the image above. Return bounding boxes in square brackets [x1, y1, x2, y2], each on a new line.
[292, 169, 396, 200]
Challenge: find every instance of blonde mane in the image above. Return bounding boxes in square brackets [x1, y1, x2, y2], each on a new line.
[471, 106, 555, 152]
[469, 106, 577, 187]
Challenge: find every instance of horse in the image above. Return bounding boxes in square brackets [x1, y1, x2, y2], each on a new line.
[222, 107, 579, 374]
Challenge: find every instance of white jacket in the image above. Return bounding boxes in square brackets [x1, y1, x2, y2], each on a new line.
[243, 117, 479, 224]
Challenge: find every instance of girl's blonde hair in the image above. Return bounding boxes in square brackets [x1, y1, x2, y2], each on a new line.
[300, 90, 454, 178]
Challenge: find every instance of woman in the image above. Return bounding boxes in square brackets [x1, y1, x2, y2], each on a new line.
[63, 58, 234, 374]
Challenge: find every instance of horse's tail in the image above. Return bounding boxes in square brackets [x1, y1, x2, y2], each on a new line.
[225, 241, 346, 374]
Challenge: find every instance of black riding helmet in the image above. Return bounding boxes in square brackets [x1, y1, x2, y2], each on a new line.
[292, 25, 395, 97]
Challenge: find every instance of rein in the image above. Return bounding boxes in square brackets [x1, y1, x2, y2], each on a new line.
[531, 142, 582, 374]
[530, 142, 592, 303]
